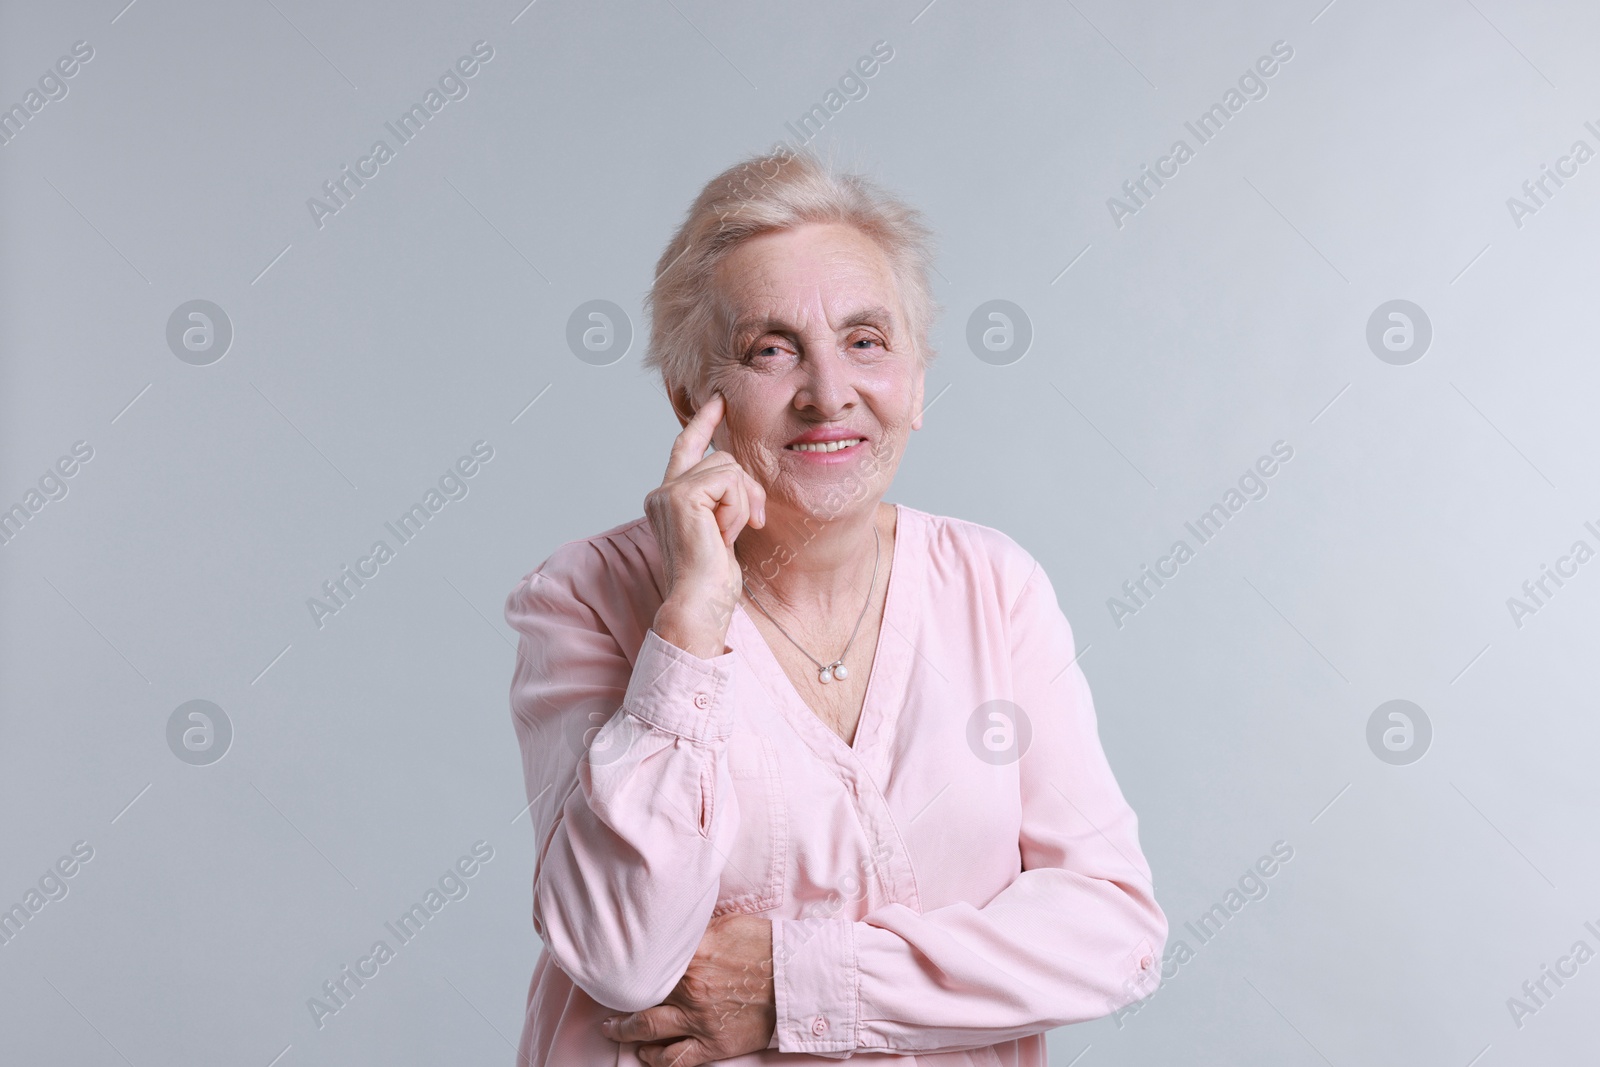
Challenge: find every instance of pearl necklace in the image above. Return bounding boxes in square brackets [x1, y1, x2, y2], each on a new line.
[740, 525, 880, 685]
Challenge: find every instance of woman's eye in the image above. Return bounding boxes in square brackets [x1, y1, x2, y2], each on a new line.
[853, 336, 882, 349]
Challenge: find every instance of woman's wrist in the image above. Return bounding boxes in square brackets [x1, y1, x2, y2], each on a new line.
[652, 596, 731, 659]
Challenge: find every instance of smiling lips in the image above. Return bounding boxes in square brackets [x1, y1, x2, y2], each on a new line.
[786, 437, 865, 454]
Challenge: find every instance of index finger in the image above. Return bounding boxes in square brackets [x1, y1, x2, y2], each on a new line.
[663, 391, 725, 482]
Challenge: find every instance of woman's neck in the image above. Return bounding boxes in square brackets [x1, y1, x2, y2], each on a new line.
[734, 501, 890, 619]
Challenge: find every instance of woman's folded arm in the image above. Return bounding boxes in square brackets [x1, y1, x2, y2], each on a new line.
[769, 557, 1168, 1057]
[505, 556, 741, 1013]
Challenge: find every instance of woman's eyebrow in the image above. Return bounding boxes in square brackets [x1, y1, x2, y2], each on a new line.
[840, 305, 894, 330]
[729, 316, 791, 346]
[730, 305, 894, 344]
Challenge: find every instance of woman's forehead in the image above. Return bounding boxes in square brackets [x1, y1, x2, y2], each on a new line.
[727, 221, 887, 273]
[716, 230, 898, 320]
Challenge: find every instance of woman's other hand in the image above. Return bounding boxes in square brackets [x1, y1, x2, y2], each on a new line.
[599, 913, 777, 1066]
[646, 391, 767, 658]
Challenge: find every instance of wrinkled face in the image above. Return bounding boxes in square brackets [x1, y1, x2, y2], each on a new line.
[676, 222, 925, 523]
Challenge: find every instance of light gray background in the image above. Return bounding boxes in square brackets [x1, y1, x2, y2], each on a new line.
[3, 0, 1597, 1064]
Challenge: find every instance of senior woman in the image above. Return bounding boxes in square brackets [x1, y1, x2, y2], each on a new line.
[504, 149, 1166, 1066]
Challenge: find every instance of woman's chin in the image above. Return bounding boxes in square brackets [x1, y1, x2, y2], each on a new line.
[767, 491, 880, 526]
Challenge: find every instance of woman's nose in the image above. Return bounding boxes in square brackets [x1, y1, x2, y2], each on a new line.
[796, 346, 853, 414]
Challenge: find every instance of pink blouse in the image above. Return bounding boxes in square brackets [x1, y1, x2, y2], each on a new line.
[504, 502, 1166, 1066]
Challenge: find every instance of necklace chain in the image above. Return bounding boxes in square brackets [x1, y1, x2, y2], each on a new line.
[739, 525, 880, 686]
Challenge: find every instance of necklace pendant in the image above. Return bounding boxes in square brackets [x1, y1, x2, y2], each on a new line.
[745, 524, 878, 693]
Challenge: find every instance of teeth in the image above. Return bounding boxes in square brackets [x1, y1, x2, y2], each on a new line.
[789, 438, 863, 453]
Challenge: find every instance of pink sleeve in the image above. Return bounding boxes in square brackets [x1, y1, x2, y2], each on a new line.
[505, 559, 742, 1014]
[769, 558, 1168, 1057]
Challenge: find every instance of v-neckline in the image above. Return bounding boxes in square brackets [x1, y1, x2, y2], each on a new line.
[734, 502, 909, 757]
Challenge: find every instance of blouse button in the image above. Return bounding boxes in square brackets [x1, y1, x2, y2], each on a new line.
[812, 1015, 828, 1035]
[1140, 954, 1155, 970]
[693, 692, 711, 710]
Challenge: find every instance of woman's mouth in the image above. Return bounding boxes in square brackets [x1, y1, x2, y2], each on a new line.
[786, 437, 865, 454]
[784, 436, 867, 463]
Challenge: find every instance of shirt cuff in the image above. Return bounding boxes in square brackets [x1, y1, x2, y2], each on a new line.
[771, 916, 857, 1057]
[620, 627, 737, 743]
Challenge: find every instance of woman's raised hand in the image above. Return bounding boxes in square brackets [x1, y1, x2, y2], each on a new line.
[645, 392, 767, 659]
